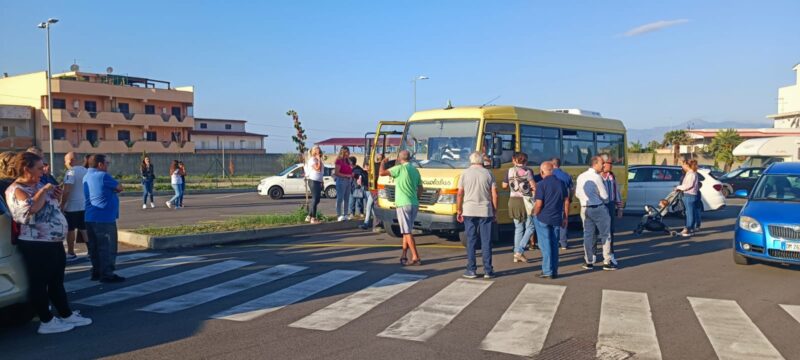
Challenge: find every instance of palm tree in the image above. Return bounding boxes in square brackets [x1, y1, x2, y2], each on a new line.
[705, 128, 742, 172]
[646, 140, 661, 153]
[628, 140, 644, 153]
[662, 130, 690, 165]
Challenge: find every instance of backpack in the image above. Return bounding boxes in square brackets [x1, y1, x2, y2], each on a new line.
[507, 167, 533, 197]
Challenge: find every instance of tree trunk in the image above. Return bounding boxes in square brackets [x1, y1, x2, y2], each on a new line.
[673, 144, 680, 165]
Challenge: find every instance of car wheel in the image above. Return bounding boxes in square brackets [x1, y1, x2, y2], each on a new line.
[386, 224, 402, 238]
[268, 186, 284, 200]
[325, 186, 337, 199]
[722, 188, 731, 198]
[733, 249, 752, 265]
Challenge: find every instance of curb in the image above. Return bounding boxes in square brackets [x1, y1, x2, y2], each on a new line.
[118, 220, 360, 249]
[119, 188, 253, 197]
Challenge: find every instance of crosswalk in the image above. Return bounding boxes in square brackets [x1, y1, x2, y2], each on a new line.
[66, 253, 799, 359]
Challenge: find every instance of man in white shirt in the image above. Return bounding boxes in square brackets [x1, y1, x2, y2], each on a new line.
[61, 152, 88, 261]
[575, 156, 616, 270]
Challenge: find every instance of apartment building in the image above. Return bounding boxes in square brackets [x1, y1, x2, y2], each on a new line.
[0, 70, 195, 154]
[770, 63, 800, 128]
[191, 118, 267, 154]
[0, 105, 35, 151]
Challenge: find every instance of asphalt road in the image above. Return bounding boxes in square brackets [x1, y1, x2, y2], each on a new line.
[116, 191, 338, 230]
[3, 199, 800, 360]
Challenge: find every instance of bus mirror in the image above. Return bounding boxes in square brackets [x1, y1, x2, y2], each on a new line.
[492, 136, 503, 156]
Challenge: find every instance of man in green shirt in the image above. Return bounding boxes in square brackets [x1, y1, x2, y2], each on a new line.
[379, 150, 423, 266]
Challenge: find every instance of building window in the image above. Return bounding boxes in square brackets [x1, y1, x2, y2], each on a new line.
[248, 141, 257, 149]
[84, 100, 97, 113]
[52, 98, 66, 109]
[117, 130, 131, 141]
[145, 131, 157, 141]
[86, 130, 98, 143]
[118, 102, 130, 113]
[171, 132, 182, 142]
[53, 128, 66, 140]
[171, 106, 181, 118]
[145, 105, 155, 114]
[225, 124, 232, 130]
[200, 123, 207, 129]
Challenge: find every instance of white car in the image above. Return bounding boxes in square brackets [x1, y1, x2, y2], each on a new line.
[258, 163, 337, 200]
[626, 165, 726, 213]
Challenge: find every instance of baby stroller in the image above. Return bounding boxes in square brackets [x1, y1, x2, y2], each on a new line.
[632, 190, 684, 236]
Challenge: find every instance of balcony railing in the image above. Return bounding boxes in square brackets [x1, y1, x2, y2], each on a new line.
[45, 139, 195, 154]
[47, 109, 194, 127]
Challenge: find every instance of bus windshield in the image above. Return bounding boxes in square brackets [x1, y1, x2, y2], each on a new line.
[400, 119, 480, 169]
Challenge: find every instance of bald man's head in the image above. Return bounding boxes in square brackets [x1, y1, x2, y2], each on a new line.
[540, 161, 554, 177]
[398, 150, 411, 163]
[64, 152, 77, 168]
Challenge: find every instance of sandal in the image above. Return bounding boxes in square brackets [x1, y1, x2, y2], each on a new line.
[407, 259, 422, 266]
[399, 257, 408, 266]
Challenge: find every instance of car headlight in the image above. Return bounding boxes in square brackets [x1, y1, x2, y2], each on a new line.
[437, 194, 456, 204]
[378, 189, 388, 199]
[739, 216, 762, 234]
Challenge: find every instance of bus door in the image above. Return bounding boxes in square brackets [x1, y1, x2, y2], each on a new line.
[482, 122, 517, 225]
[367, 121, 405, 191]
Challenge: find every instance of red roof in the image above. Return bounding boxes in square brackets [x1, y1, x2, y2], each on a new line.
[316, 137, 402, 147]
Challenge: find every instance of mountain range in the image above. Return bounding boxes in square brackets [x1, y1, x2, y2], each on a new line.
[626, 119, 773, 145]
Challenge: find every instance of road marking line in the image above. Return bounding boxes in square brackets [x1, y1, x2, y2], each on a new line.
[139, 264, 308, 313]
[480, 283, 566, 357]
[66, 256, 204, 292]
[688, 297, 784, 360]
[75, 260, 252, 307]
[65, 252, 158, 273]
[780, 304, 800, 324]
[215, 192, 252, 199]
[212, 269, 365, 322]
[290, 273, 426, 331]
[234, 243, 465, 249]
[596, 290, 662, 360]
[378, 278, 492, 342]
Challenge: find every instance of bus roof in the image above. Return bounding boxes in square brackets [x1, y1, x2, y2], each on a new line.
[408, 105, 625, 133]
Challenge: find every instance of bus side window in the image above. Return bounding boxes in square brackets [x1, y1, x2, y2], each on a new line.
[483, 123, 516, 164]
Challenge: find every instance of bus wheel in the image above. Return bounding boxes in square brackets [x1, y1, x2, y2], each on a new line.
[386, 224, 403, 238]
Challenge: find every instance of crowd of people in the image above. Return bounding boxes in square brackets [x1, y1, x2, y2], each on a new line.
[0, 147, 126, 334]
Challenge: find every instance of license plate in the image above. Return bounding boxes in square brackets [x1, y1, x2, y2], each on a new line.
[786, 242, 800, 252]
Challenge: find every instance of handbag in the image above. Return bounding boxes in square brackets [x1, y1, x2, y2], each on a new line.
[352, 186, 365, 199]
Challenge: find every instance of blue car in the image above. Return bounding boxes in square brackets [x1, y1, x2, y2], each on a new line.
[733, 162, 800, 266]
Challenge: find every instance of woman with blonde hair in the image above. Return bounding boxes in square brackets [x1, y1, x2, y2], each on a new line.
[334, 146, 353, 221]
[676, 159, 700, 237]
[305, 145, 324, 223]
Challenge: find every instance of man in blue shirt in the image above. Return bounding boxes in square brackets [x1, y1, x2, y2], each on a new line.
[533, 161, 569, 279]
[84, 154, 125, 283]
[551, 157, 573, 249]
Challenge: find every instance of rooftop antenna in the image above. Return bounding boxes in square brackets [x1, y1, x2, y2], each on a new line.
[444, 99, 454, 110]
[479, 95, 501, 108]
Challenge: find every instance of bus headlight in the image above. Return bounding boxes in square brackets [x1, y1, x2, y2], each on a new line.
[739, 216, 762, 234]
[437, 194, 456, 204]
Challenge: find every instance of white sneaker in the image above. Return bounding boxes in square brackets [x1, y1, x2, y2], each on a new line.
[150, 202, 155, 208]
[60, 311, 92, 327]
[165, 201, 172, 209]
[142, 204, 147, 209]
[305, 216, 311, 222]
[337, 216, 345, 222]
[65, 253, 78, 262]
[38, 317, 74, 334]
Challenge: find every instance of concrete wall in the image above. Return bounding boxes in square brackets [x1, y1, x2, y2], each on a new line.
[46, 152, 288, 178]
[629, 152, 744, 168]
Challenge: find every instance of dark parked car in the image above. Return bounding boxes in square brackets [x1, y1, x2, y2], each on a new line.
[719, 167, 765, 196]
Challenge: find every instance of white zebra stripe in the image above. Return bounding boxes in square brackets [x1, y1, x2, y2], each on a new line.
[597, 290, 662, 360]
[75, 260, 252, 307]
[480, 283, 565, 357]
[139, 264, 307, 314]
[689, 297, 784, 360]
[65, 252, 158, 273]
[290, 273, 426, 331]
[780, 304, 800, 325]
[212, 269, 365, 322]
[378, 278, 492, 342]
[66, 256, 204, 292]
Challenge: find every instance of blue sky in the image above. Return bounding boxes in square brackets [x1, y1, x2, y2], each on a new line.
[1, 0, 798, 151]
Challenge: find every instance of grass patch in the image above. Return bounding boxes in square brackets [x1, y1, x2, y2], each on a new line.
[132, 208, 334, 237]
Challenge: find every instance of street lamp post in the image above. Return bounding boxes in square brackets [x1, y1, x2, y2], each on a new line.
[38, 18, 58, 168]
[412, 75, 429, 112]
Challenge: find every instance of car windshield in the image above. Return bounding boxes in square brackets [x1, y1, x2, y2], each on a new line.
[750, 175, 800, 202]
[720, 168, 744, 179]
[277, 164, 299, 176]
[400, 119, 480, 169]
